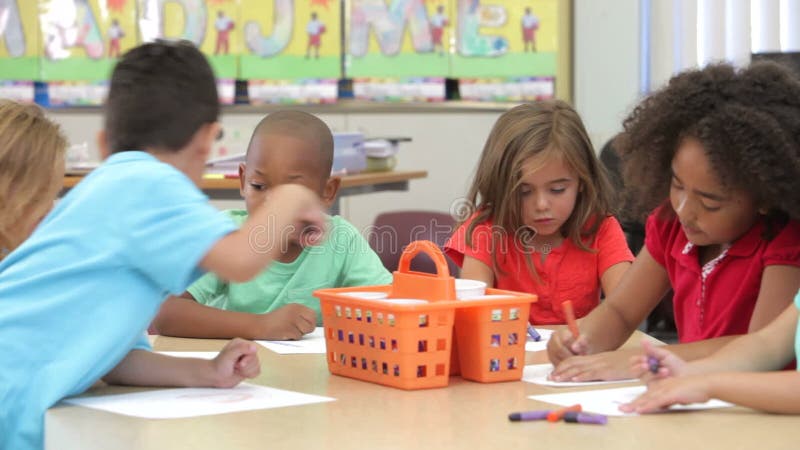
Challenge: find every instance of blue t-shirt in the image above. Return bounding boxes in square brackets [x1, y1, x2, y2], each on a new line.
[795, 290, 800, 371]
[0, 152, 236, 450]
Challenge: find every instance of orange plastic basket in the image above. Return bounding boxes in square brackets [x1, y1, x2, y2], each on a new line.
[315, 241, 536, 390]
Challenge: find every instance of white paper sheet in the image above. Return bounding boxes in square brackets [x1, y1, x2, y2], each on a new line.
[525, 328, 553, 352]
[64, 383, 335, 419]
[157, 351, 219, 360]
[256, 327, 327, 354]
[522, 364, 636, 387]
[529, 385, 733, 416]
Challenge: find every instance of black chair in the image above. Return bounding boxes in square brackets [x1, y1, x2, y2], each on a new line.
[367, 210, 460, 277]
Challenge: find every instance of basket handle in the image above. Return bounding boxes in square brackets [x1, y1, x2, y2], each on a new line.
[397, 240, 450, 278]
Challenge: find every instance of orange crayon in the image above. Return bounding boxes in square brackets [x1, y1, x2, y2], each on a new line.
[562, 300, 580, 340]
[546, 404, 582, 422]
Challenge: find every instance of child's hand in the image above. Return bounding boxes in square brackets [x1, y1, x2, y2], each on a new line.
[618, 375, 712, 414]
[211, 338, 261, 388]
[265, 184, 328, 247]
[546, 327, 589, 365]
[548, 350, 636, 382]
[629, 340, 686, 381]
[295, 208, 328, 248]
[258, 303, 317, 340]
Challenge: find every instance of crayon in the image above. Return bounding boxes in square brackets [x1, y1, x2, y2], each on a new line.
[563, 411, 608, 425]
[508, 410, 550, 422]
[562, 300, 580, 340]
[546, 404, 582, 422]
[527, 324, 542, 342]
[648, 356, 660, 374]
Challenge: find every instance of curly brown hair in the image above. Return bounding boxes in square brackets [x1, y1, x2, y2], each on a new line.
[617, 62, 800, 232]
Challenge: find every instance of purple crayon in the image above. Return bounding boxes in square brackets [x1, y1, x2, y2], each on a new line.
[508, 410, 550, 422]
[648, 356, 660, 374]
[563, 411, 608, 425]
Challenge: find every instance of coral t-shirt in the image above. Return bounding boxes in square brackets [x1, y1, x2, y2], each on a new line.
[445, 215, 634, 325]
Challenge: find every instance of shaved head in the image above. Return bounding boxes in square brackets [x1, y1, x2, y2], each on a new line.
[246, 110, 333, 177]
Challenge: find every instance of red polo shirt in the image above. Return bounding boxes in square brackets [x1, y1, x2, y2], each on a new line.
[444, 215, 634, 325]
[645, 205, 800, 343]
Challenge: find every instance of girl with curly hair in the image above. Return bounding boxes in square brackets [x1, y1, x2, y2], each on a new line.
[445, 100, 634, 325]
[548, 62, 800, 383]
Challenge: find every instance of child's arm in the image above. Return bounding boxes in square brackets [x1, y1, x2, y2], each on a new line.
[548, 247, 671, 364]
[102, 338, 260, 389]
[747, 265, 800, 332]
[623, 306, 799, 413]
[153, 294, 316, 340]
[200, 184, 325, 282]
[599, 261, 630, 296]
[548, 335, 740, 382]
[460, 255, 495, 286]
[623, 371, 800, 414]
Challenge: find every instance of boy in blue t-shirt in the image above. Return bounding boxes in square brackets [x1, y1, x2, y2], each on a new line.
[0, 41, 326, 450]
[152, 111, 392, 340]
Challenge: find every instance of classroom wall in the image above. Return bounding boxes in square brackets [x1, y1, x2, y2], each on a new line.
[573, 0, 642, 150]
[50, 4, 645, 234]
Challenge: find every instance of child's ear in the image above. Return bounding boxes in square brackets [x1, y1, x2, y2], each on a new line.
[321, 176, 341, 208]
[238, 162, 247, 198]
[96, 130, 110, 160]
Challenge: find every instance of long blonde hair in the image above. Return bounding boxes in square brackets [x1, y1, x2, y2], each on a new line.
[0, 100, 67, 259]
[463, 100, 615, 277]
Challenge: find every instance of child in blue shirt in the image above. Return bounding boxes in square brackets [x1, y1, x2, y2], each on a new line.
[0, 41, 326, 450]
[152, 111, 392, 340]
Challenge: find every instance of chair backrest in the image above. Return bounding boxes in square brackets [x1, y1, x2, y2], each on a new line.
[367, 210, 460, 276]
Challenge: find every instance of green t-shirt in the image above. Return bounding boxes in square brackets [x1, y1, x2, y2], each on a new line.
[188, 210, 392, 324]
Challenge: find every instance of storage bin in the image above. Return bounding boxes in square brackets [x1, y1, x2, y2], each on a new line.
[332, 132, 366, 175]
[315, 241, 536, 390]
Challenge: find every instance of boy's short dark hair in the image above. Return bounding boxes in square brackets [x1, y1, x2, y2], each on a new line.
[249, 111, 334, 176]
[104, 40, 219, 154]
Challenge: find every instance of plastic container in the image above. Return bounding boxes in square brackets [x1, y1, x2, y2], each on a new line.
[332, 132, 366, 175]
[455, 278, 487, 299]
[315, 240, 536, 390]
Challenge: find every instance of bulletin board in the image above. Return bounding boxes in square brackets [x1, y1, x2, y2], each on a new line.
[238, 0, 341, 80]
[0, 0, 40, 80]
[345, 0, 451, 78]
[39, 0, 137, 81]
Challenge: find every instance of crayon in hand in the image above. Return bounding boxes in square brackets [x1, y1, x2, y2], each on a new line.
[561, 300, 580, 340]
[647, 355, 660, 374]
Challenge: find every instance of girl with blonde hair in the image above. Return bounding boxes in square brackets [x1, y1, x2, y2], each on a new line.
[445, 100, 633, 325]
[0, 100, 67, 259]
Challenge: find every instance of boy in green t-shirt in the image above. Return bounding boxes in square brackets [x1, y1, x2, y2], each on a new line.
[152, 111, 392, 340]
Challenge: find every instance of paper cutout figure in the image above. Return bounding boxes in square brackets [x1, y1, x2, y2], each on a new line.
[214, 10, 234, 55]
[429, 4, 448, 56]
[521, 6, 539, 52]
[107, 18, 124, 58]
[305, 11, 325, 59]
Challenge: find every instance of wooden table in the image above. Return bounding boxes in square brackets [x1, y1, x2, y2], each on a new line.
[64, 170, 429, 215]
[46, 332, 795, 450]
